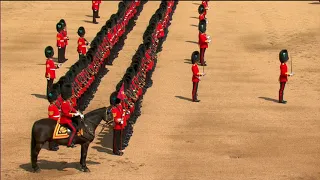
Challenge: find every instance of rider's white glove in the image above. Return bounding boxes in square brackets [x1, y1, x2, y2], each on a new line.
[80, 114, 84, 119]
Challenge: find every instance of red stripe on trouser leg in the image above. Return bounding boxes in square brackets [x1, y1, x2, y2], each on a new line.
[279, 82, 286, 102]
[66, 122, 76, 146]
[192, 82, 198, 101]
[200, 48, 206, 65]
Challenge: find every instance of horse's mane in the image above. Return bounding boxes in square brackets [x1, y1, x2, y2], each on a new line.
[84, 107, 107, 117]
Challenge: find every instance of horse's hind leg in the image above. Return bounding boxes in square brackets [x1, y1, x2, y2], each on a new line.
[31, 143, 43, 173]
[80, 142, 90, 172]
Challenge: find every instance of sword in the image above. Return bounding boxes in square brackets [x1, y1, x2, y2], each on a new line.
[290, 55, 294, 76]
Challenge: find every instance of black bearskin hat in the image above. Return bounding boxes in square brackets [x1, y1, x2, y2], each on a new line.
[45, 46, 54, 58]
[61, 83, 72, 100]
[198, 4, 205, 14]
[138, 44, 146, 54]
[191, 51, 200, 64]
[58, 76, 66, 88]
[56, 22, 63, 32]
[65, 70, 75, 83]
[106, 20, 112, 29]
[156, 10, 164, 20]
[116, 80, 124, 92]
[47, 90, 59, 103]
[198, 20, 206, 33]
[132, 62, 139, 73]
[144, 41, 151, 50]
[77, 26, 85, 37]
[126, 67, 136, 76]
[279, 49, 289, 63]
[59, 19, 66, 28]
[52, 83, 60, 94]
[110, 14, 118, 27]
[110, 91, 121, 106]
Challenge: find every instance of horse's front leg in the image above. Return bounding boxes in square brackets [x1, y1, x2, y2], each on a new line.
[80, 142, 90, 172]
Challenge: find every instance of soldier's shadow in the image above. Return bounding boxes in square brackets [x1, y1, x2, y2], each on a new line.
[91, 127, 114, 155]
[19, 160, 100, 172]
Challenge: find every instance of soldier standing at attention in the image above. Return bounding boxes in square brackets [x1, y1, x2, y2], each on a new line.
[59, 19, 69, 61]
[198, 20, 210, 66]
[77, 26, 90, 59]
[110, 92, 124, 156]
[278, 49, 293, 104]
[92, 0, 99, 24]
[191, 51, 205, 102]
[56, 22, 66, 63]
[45, 46, 60, 97]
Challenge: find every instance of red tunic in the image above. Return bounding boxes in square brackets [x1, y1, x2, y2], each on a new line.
[199, 13, 206, 21]
[279, 63, 288, 82]
[48, 104, 60, 121]
[77, 37, 87, 55]
[60, 100, 77, 124]
[45, 58, 56, 79]
[57, 32, 65, 48]
[192, 64, 200, 82]
[62, 30, 68, 46]
[198, 32, 208, 48]
[92, 0, 99, 10]
[112, 105, 123, 130]
[157, 23, 165, 38]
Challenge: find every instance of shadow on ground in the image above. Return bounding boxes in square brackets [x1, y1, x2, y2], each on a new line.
[19, 160, 100, 172]
[175, 96, 193, 102]
[258, 97, 278, 103]
[31, 94, 47, 100]
[91, 127, 114, 155]
[185, 40, 198, 44]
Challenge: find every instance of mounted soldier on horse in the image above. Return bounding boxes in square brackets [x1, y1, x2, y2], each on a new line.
[31, 85, 113, 172]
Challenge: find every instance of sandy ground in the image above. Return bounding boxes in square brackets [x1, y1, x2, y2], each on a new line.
[1, 1, 320, 180]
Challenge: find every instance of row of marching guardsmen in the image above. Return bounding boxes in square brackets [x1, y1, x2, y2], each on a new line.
[106, 0, 178, 156]
[45, 1, 146, 149]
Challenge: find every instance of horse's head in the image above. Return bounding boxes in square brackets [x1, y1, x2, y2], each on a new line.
[105, 106, 114, 123]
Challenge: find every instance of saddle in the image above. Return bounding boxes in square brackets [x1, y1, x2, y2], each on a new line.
[52, 122, 83, 140]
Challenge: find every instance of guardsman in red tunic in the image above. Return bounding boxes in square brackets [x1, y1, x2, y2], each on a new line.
[278, 49, 293, 104]
[110, 92, 124, 156]
[198, 5, 207, 24]
[56, 22, 66, 63]
[77, 26, 90, 59]
[191, 51, 205, 102]
[92, 0, 99, 24]
[60, 83, 82, 148]
[198, 20, 210, 66]
[47, 90, 61, 151]
[45, 46, 60, 97]
[59, 19, 69, 61]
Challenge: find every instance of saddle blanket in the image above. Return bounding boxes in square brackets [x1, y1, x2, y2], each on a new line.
[53, 123, 83, 140]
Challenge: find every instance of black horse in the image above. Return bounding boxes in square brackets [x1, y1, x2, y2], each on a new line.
[31, 107, 113, 173]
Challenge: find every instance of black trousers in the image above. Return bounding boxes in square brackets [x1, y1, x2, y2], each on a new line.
[200, 48, 206, 65]
[113, 129, 122, 154]
[279, 82, 286, 102]
[93, 10, 98, 23]
[47, 78, 54, 97]
[192, 81, 199, 101]
[58, 47, 66, 63]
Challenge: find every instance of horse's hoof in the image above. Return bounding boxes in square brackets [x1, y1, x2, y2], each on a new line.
[33, 167, 41, 173]
[80, 166, 90, 172]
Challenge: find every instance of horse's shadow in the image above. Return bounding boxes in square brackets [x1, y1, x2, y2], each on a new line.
[19, 160, 100, 172]
[91, 127, 114, 155]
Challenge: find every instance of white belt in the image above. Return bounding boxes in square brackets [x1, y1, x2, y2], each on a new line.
[53, 115, 60, 118]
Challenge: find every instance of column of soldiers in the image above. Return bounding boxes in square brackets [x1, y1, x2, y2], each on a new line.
[190, 1, 210, 102]
[45, 1, 145, 151]
[109, 0, 178, 156]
